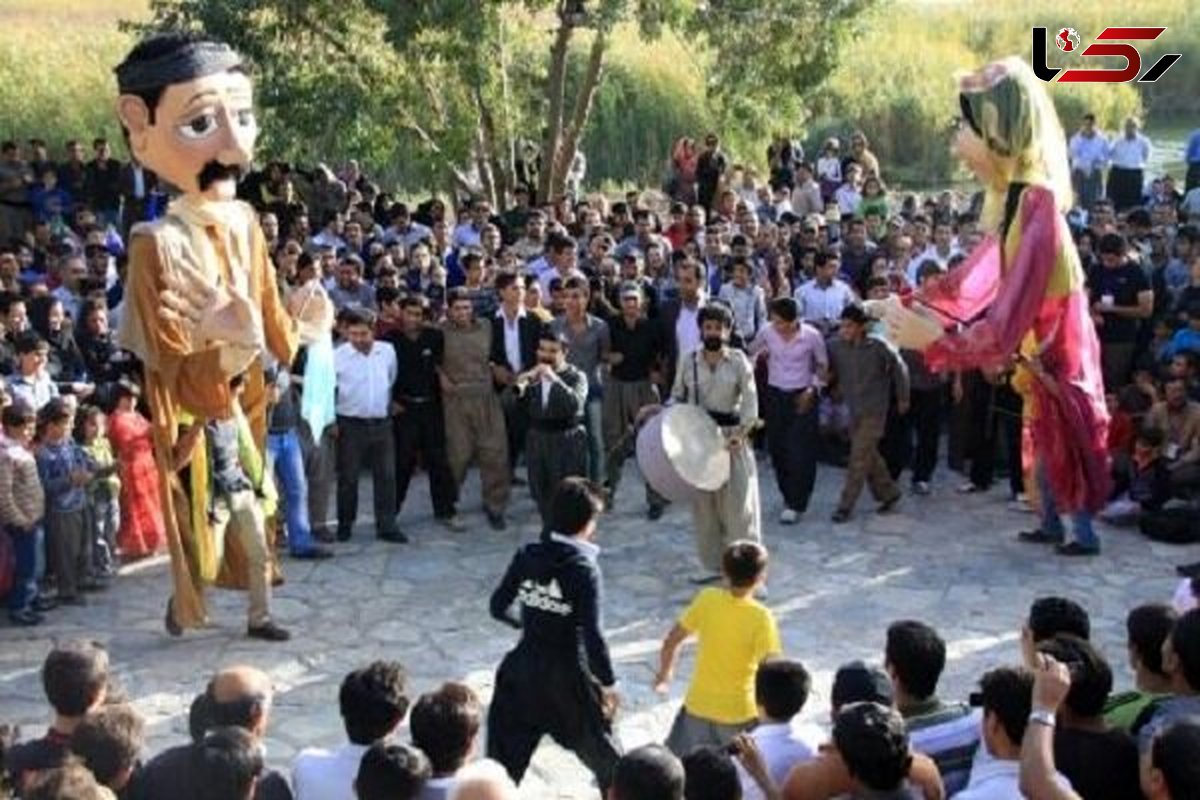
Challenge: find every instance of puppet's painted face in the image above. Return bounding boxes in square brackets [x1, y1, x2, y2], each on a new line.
[119, 70, 257, 201]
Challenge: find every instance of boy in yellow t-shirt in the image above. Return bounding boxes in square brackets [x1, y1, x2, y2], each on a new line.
[654, 540, 782, 755]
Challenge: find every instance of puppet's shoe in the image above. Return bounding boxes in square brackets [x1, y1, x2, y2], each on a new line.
[248, 620, 292, 641]
[164, 597, 182, 638]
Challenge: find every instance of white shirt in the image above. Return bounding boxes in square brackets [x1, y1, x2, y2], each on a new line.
[737, 722, 822, 800]
[1069, 131, 1109, 173]
[292, 742, 368, 800]
[132, 164, 145, 198]
[497, 307, 525, 373]
[675, 302, 702, 359]
[835, 184, 861, 215]
[794, 278, 856, 326]
[955, 754, 1071, 800]
[334, 340, 397, 419]
[909, 244, 962, 285]
[1109, 133, 1152, 170]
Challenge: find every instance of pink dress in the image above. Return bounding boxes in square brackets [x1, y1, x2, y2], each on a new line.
[108, 408, 166, 558]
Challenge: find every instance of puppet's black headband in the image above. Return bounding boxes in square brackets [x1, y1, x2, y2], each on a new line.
[115, 39, 243, 95]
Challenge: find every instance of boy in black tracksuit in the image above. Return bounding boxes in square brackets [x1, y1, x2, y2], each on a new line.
[487, 476, 621, 792]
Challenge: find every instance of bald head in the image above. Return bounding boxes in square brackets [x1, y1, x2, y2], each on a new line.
[448, 760, 517, 800]
[200, 666, 272, 739]
[211, 666, 272, 703]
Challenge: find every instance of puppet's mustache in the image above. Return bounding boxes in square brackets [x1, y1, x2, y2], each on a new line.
[197, 160, 244, 191]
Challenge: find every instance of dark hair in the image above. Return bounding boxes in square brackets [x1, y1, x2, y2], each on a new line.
[446, 287, 473, 308]
[69, 704, 144, 787]
[885, 620, 946, 701]
[24, 760, 110, 800]
[814, 250, 840, 269]
[494, 271, 520, 292]
[548, 233, 577, 254]
[612, 744, 685, 800]
[755, 658, 811, 721]
[340, 306, 376, 329]
[1037, 634, 1112, 717]
[1128, 604, 1177, 678]
[376, 286, 402, 307]
[721, 540, 768, 589]
[697, 303, 734, 331]
[339, 661, 409, 745]
[1152, 720, 1200, 799]
[537, 326, 569, 348]
[15, 330, 47, 356]
[354, 742, 431, 800]
[409, 682, 481, 775]
[1170, 609, 1200, 691]
[563, 275, 590, 294]
[1028, 596, 1091, 642]
[115, 33, 245, 124]
[43, 641, 109, 717]
[340, 253, 364, 271]
[547, 477, 604, 537]
[3, 400, 35, 429]
[915, 259, 944, 284]
[681, 747, 740, 800]
[833, 702, 912, 792]
[977, 667, 1033, 745]
[674, 258, 705, 283]
[769, 296, 799, 323]
[1098, 232, 1127, 256]
[193, 727, 263, 800]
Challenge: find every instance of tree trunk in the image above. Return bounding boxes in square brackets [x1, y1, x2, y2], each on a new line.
[550, 26, 607, 199]
[538, 2, 575, 202]
[474, 80, 507, 207]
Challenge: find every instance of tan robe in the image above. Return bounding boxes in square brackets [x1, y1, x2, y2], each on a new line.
[122, 203, 298, 629]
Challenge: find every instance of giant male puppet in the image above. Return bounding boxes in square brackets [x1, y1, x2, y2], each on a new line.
[114, 32, 333, 637]
[874, 57, 1110, 555]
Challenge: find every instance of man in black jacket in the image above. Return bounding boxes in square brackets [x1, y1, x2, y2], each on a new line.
[487, 477, 621, 791]
[489, 271, 542, 479]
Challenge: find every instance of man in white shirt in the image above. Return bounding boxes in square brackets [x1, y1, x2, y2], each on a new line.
[411, 682, 483, 800]
[1069, 114, 1109, 211]
[790, 162, 824, 219]
[956, 667, 1071, 800]
[332, 308, 404, 543]
[452, 199, 491, 252]
[718, 259, 767, 344]
[912, 219, 962, 284]
[1108, 117, 1152, 212]
[293, 661, 409, 800]
[736, 659, 822, 800]
[794, 252, 857, 336]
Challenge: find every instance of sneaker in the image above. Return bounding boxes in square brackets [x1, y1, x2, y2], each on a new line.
[779, 508, 799, 525]
[291, 546, 334, 560]
[1017, 529, 1063, 545]
[438, 514, 467, 532]
[486, 511, 507, 531]
[8, 609, 42, 626]
[247, 621, 292, 642]
[912, 482, 931, 496]
[1056, 541, 1100, 557]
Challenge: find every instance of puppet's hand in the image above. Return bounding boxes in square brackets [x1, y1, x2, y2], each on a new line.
[288, 280, 335, 344]
[874, 296, 944, 351]
[159, 259, 264, 353]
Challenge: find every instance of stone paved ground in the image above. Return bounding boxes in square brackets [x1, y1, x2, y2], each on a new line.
[2, 459, 1195, 798]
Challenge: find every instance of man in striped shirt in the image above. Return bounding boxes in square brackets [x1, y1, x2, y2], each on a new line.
[885, 620, 981, 794]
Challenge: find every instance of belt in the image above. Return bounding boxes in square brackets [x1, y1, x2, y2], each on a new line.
[531, 418, 584, 432]
[768, 385, 813, 394]
[707, 410, 740, 427]
[399, 395, 435, 405]
[337, 415, 391, 426]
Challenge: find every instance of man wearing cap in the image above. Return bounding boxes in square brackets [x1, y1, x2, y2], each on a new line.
[605, 281, 667, 518]
[827, 304, 908, 523]
[113, 31, 333, 635]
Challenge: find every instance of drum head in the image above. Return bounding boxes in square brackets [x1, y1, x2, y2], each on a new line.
[660, 405, 730, 491]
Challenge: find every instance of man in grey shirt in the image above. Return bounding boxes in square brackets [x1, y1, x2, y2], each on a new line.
[827, 303, 908, 523]
[550, 276, 611, 485]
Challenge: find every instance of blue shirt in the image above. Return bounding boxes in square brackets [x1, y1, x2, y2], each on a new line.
[36, 440, 89, 513]
[1187, 129, 1200, 164]
[1165, 328, 1200, 360]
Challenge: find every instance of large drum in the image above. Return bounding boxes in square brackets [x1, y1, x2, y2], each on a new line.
[636, 405, 731, 504]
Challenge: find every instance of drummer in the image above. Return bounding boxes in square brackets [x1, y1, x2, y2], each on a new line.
[641, 303, 762, 583]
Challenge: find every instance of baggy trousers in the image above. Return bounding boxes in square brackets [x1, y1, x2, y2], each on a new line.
[487, 643, 620, 792]
[692, 444, 761, 572]
[210, 489, 271, 626]
[527, 426, 588, 525]
[444, 390, 510, 515]
[838, 413, 900, 513]
[602, 378, 665, 507]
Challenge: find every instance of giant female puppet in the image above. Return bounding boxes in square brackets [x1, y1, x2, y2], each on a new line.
[875, 57, 1110, 555]
[114, 32, 333, 637]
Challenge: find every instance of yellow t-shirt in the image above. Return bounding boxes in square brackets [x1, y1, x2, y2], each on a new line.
[680, 587, 782, 724]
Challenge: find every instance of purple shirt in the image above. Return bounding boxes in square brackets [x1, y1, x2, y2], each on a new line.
[751, 323, 828, 391]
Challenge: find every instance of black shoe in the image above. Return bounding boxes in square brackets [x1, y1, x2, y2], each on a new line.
[486, 511, 507, 531]
[1018, 529, 1063, 545]
[877, 495, 901, 514]
[832, 509, 851, 523]
[1056, 541, 1100, 557]
[647, 504, 665, 521]
[164, 597, 182, 637]
[313, 528, 336, 544]
[8, 609, 42, 626]
[60, 594, 87, 606]
[1176, 561, 1200, 579]
[512, 475, 527, 487]
[81, 579, 109, 592]
[377, 530, 410, 544]
[291, 546, 334, 560]
[336, 528, 352, 542]
[32, 596, 58, 612]
[247, 621, 292, 641]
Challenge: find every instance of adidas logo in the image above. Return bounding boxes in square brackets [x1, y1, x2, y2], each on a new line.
[517, 578, 572, 616]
